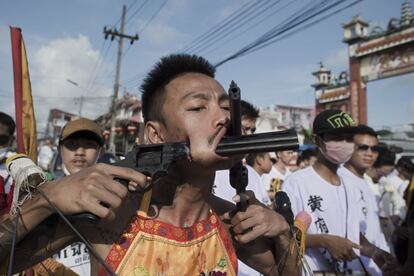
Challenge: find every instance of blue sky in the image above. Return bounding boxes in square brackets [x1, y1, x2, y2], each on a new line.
[0, 0, 412, 133]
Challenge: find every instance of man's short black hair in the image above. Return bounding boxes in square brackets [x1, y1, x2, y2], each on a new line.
[301, 148, 318, 161]
[354, 124, 378, 138]
[373, 147, 395, 168]
[0, 112, 15, 136]
[141, 54, 216, 123]
[396, 156, 414, 174]
[241, 100, 259, 120]
[245, 152, 265, 167]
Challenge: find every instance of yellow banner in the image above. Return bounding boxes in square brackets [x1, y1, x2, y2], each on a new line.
[20, 38, 37, 163]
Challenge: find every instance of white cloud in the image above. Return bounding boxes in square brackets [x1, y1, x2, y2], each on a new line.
[29, 35, 112, 133]
[324, 48, 349, 71]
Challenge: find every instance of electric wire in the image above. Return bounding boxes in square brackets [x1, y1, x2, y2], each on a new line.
[139, 0, 168, 34]
[113, 0, 139, 28]
[179, 0, 264, 53]
[124, 0, 151, 27]
[214, 0, 330, 65]
[202, 0, 299, 57]
[81, 39, 114, 96]
[189, 0, 283, 55]
[214, 0, 359, 67]
[246, 0, 357, 53]
[249, 0, 362, 55]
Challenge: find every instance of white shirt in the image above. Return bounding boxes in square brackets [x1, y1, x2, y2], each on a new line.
[213, 165, 270, 206]
[53, 170, 90, 275]
[261, 166, 290, 191]
[364, 174, 381, 204]
[339, 167, 389, 276]
[377, 175, 407, 219]
[387, 174, 409, 197]
[38, 145, 54, 171]
[283, 166, 362, 273]
[53, 242, 90, 276]
[214, 165, 269, 276]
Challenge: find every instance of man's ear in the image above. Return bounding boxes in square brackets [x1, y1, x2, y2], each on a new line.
[256, 155, 264, 166]
[145, 121, 165, 144]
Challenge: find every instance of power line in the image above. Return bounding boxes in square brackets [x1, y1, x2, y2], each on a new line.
[202, 0, 299, 56]
[124, 0, 151, 26]
[113, 0, 139, 27]
[190, 0, 284, 55]
[179, 0, 264, 53]
[79, 39, 112, 96]
[250, 0, 363, 54]
[214, 0, 361, 67]
[120, 0, 169, 79]
[139, 0, 168, 33]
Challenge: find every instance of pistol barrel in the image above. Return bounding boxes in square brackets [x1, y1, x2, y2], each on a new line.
[216, 129, 299, 156]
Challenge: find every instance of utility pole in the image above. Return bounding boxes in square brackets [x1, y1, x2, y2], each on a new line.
[104, 5, 139, 153]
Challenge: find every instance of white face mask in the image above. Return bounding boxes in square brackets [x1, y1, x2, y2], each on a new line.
[319, 140, 354, 165]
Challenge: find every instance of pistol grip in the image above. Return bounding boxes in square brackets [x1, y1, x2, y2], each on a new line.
[237, 192, 249, 212]
[68, 212, 99, 222]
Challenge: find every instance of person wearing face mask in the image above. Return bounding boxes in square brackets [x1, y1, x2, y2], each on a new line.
[283, 110, 395, 275]
[51, 118, 104, 276]
[0, 112, 16, 214]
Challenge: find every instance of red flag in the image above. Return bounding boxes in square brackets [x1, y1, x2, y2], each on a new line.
[10, 27, 38, 163]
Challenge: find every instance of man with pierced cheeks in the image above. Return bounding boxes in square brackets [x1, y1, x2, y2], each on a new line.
[0, 54, 298, 275]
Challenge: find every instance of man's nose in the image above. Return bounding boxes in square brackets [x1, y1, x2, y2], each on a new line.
[213, 107, 230, 129]
[74, 146, 86, 155]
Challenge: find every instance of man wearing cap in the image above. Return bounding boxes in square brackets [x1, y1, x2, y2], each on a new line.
[283, 110, 394, 274]
[52, 118, 104, 276]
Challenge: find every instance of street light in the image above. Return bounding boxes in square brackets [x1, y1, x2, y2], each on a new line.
[66, 79, 84, 116]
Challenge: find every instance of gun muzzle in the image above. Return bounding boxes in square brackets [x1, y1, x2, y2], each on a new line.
[216, 129, 299, 156]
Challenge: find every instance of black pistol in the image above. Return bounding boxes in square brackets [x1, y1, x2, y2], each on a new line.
[73, 83, 299, 221]
[227, 80, 249, 212]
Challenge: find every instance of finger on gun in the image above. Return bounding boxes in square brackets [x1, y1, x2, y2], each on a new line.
[100, 163, 149, 185]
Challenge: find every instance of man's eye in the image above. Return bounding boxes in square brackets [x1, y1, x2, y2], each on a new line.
[221, 106, 230, 111]
[188, 107, 206, 111]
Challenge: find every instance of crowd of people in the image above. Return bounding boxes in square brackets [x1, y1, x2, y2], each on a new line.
[0, 54, 413, 276]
